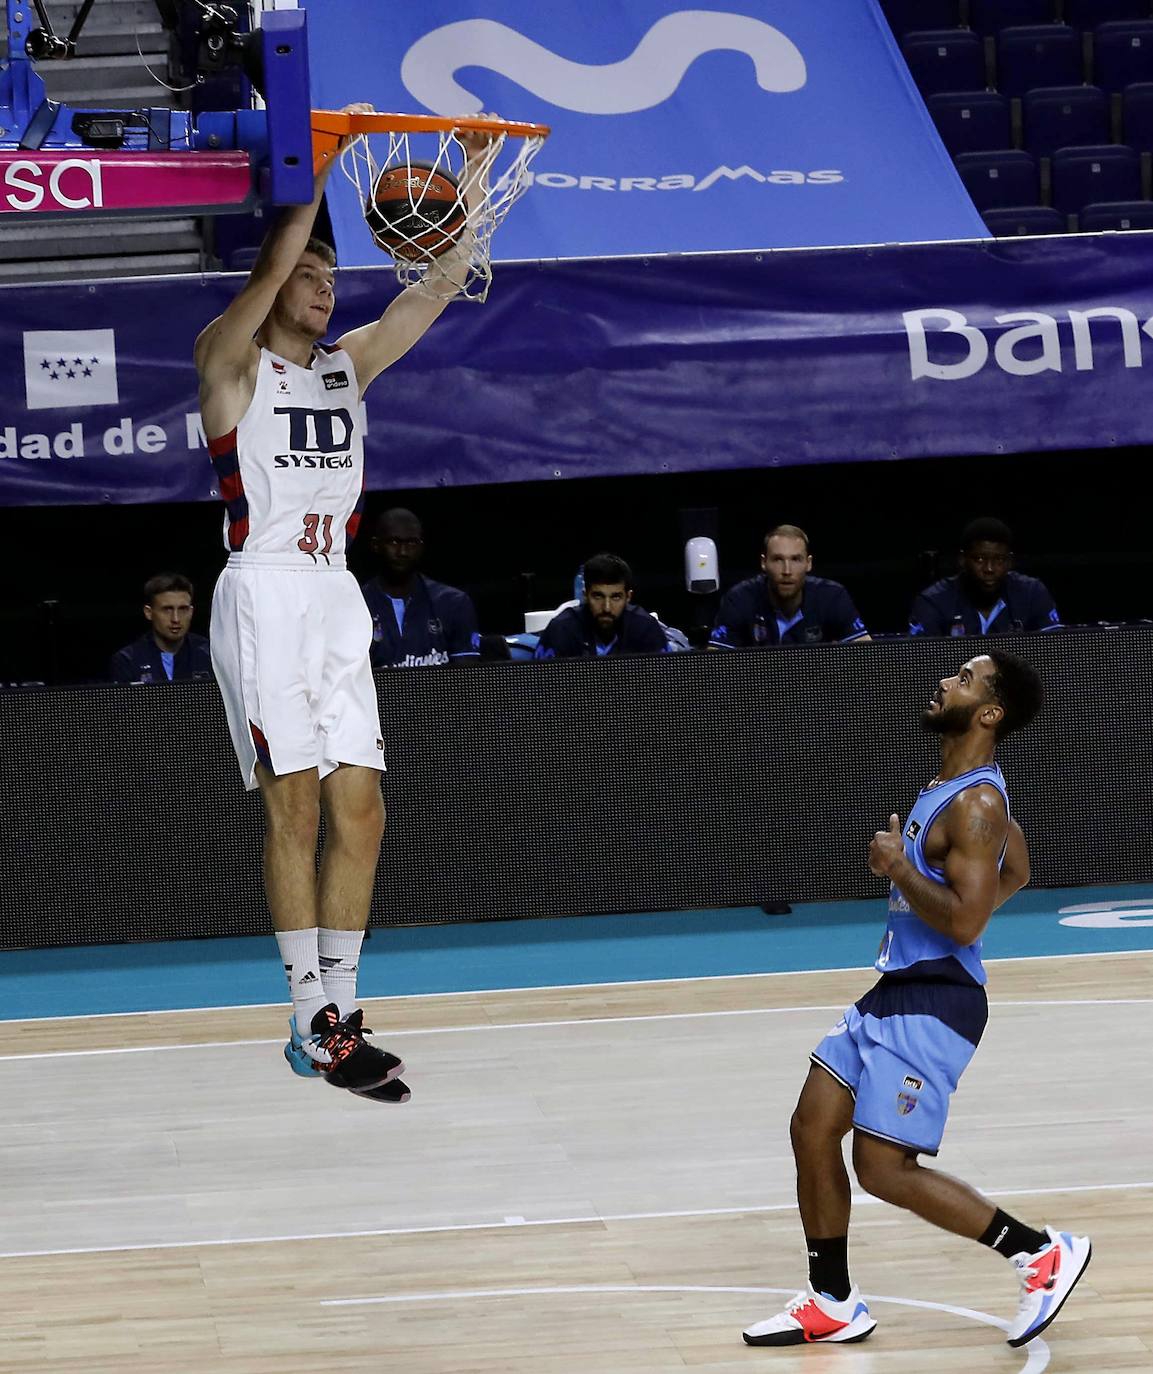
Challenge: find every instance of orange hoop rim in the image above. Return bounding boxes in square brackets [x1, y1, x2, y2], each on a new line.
[312, 110, 550, 174]
[313, 110, 551, 138]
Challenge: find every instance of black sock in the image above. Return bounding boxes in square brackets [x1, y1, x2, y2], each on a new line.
[806, 1235, 851, 1302]
[978, 1208, 1048, 1260]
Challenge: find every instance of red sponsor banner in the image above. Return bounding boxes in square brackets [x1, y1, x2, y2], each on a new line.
[0, 151, 252, 215]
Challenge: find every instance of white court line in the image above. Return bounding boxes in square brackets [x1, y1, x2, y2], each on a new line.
[0, 1180, 1146, 1261]
[315, 1284, 1051, 1373]
[0, 996, 1148, 1062]
[1, 945, 1149, 1025]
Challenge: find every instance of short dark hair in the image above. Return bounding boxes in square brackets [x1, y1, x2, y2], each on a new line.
[764, 524, 810, 552]
[303, 237, 337, 268]
[985, 650, 1044, 741]
[583, 552, 633, 589]
[961, 517, 1013, 551]
[144, 573, 194, 604]
[374, 507, 422, 536]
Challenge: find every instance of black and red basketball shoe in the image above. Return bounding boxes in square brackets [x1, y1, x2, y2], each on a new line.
[285, 1002, 407, 1096]
[325, 1008, 411, 1103]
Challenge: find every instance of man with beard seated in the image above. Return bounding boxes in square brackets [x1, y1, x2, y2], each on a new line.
[534, 553, 671, 659]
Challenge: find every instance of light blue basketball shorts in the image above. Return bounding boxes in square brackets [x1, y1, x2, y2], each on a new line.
[810, 977, 987, 1155]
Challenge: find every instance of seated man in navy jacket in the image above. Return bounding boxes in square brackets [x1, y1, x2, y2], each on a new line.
[109, 572, 214, 683]
[909, 517, 1062, 637]
[361, 508, 480, 668]
[535, 553, 671, 658]
[710, 525, 871, 648]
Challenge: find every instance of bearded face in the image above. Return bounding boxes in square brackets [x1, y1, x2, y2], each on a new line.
[921, 698, 978, 735]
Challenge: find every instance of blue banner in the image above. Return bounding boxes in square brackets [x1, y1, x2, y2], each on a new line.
[309, 0, 988, 263]
[4, 234, 1153, 506]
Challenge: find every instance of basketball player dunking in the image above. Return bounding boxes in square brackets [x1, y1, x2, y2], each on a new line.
[195, 105, 492, 1103]
[743, 652, 1091, 1350]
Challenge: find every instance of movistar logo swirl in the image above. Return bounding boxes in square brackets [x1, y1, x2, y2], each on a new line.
[401, 11, 807, 116]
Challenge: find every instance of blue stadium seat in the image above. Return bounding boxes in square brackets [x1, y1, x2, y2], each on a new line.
[969, 0, 1057, 38]
[1093, 21, 1153, 92]
[1051, 144, 1142, 212]
[996, 25, 1083, 95]
[982, 205, 1066, 235]
[1023, 85, 1110, 156]
[879, 0, 962, 39]
[1122, 81, 1153, 150]
[1067, 1, 1153, 30]
[928, 91, 1012, 153]
[1079, 199, 1153, 229]
[901, 30, 986, 96]
[955, 149, 1040, 209]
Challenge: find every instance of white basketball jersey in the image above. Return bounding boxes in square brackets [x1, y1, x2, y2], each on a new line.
[208, 346, 365, 560]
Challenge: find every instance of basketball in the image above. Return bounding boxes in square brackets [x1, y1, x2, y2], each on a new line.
[364, 161, 467, 261]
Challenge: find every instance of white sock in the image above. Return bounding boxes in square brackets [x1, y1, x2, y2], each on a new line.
[275, 928, 329, 1031]
[318, 927, 365, 1019]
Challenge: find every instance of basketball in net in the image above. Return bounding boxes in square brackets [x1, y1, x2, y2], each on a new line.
[364, 161, 467, 261]
[318, 110, 550, 299]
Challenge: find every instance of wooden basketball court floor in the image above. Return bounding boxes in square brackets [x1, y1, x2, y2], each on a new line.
[0, 951, 1148, 1374]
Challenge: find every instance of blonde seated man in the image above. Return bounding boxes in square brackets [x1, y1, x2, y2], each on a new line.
[194, 105, 491, 1103]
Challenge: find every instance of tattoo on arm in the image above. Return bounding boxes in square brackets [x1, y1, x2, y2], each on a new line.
[888, 854, 961, 930]
[967, 813, 998, 845]
[890, 794, 1003, 942]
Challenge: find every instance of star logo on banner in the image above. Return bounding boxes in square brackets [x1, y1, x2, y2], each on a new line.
[24, 329, 119, 410]
[41, 355, 100, 384]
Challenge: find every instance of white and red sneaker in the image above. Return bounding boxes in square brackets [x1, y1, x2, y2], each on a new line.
[1006, 1226, 1092, 1347]
[743, 1284, 876, 1347]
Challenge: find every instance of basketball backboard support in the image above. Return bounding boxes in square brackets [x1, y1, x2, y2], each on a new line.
[0, 0, 313, 220]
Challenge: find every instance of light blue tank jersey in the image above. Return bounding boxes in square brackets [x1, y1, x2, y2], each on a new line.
[876, 764, 1008, 987]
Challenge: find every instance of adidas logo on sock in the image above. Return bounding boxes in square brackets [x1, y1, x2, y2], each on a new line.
[298, 971, 320, 985]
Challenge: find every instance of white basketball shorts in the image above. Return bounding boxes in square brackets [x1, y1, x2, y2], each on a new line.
[210, 555, 385, 790]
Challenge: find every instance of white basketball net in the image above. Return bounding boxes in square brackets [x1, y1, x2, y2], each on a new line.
[337, 125, 547, 302]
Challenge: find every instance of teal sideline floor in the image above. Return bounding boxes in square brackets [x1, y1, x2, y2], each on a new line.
[1, 883, 1150, 1021]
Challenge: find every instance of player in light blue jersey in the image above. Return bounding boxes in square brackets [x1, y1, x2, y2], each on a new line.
[742, 651, 1092, 1353]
